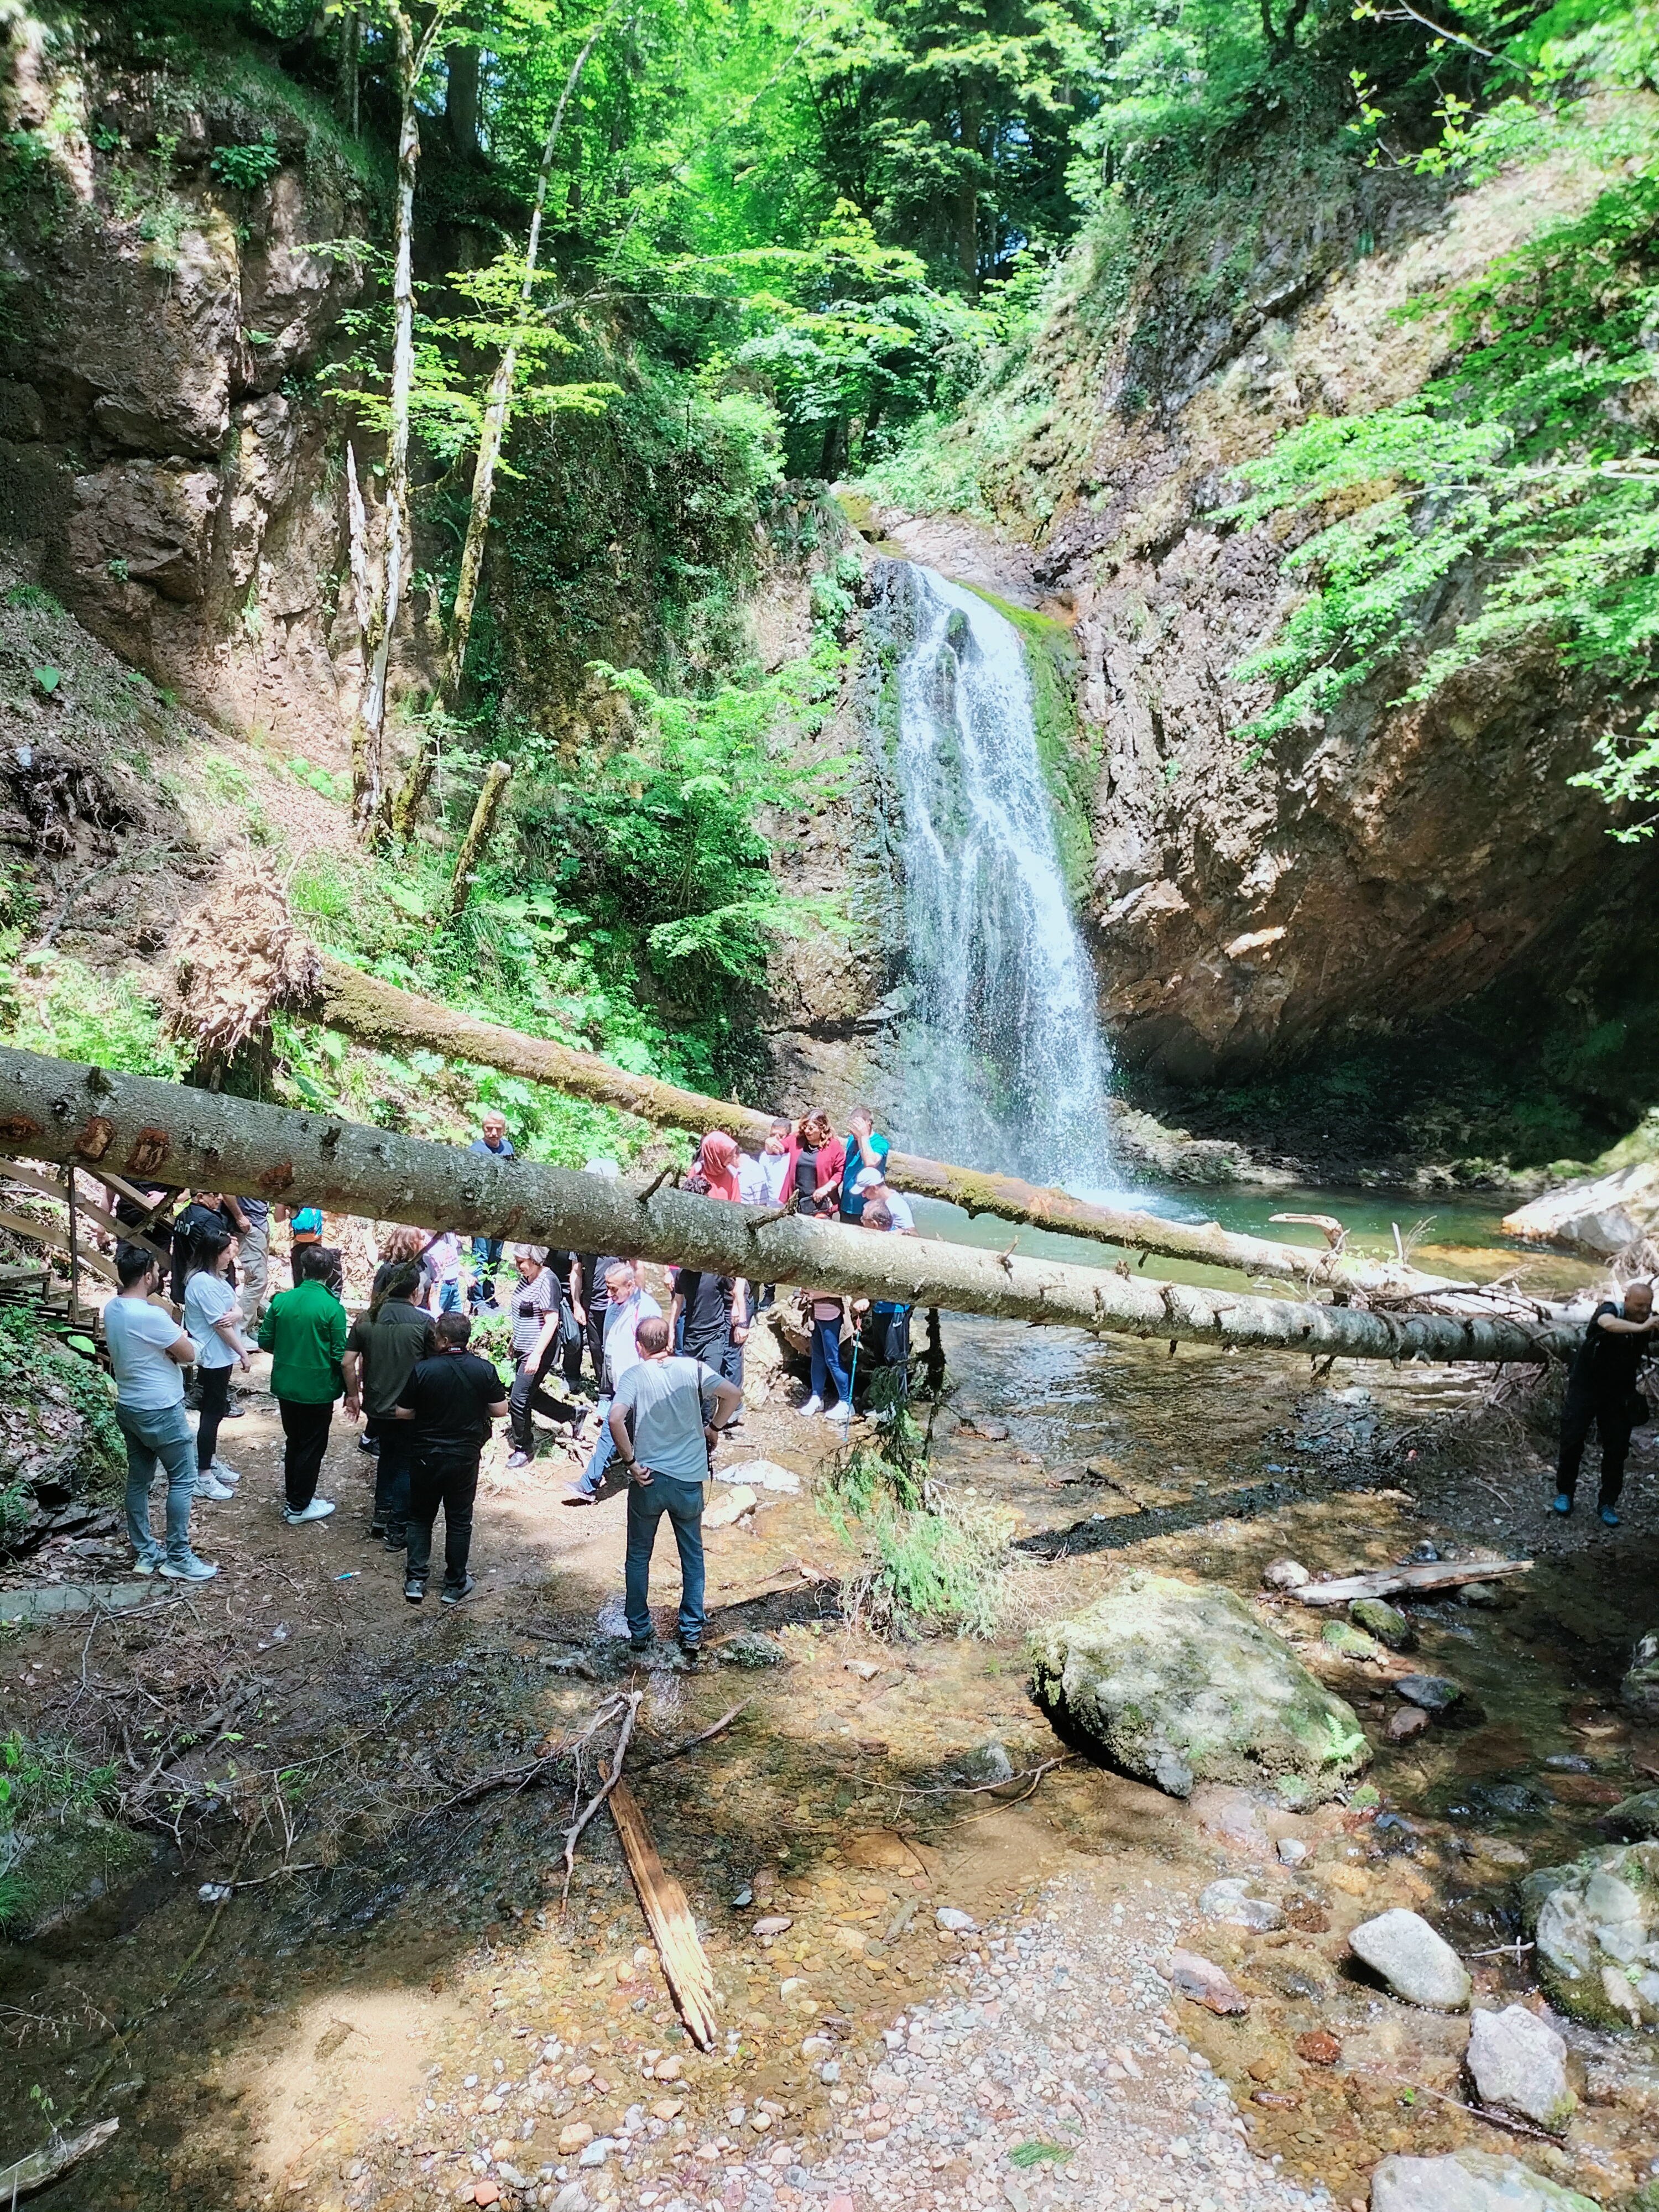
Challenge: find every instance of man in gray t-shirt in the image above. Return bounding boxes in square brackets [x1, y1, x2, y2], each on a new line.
[608, 1316, 742, 1654]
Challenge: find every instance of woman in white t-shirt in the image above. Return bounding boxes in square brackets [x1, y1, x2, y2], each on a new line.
[105, 1244, 217, 1581]
[184, 1231, 254, 1499]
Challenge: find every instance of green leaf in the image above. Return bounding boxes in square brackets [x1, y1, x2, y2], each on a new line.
[31, 666, 60, 693]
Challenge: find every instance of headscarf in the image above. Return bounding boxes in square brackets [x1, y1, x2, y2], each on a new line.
[697, 1131, 742, 1202]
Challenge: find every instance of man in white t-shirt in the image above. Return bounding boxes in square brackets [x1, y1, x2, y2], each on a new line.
[104, 1245, 218, 1580]
[853, 1165, 916, 1233]
[566, 1261, 662, 1504]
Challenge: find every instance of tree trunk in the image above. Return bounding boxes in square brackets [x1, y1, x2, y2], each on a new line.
[335, 9, 360, 134]
[0, 1048, 1579, 1366]
[431, 20, 607, 741]
[354, 6, 435, 834]
[445, 39, 482, 162]
[445, 760, 512, 923]
[955, 94, 980, 292]
[291, 957, 1495, 1301]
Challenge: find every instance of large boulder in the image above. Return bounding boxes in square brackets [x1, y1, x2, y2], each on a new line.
[1371, 2151, 1600, 2212]
[1622, 1629, 1659, 1720]
[1030, 1572, 1370, 1804]
[1520, 1842, 1659, 2028]
[1502, 1165, 1659, 1257]
[1465, 2005, 1575, 2131]
[0, 1306, 123, 1553]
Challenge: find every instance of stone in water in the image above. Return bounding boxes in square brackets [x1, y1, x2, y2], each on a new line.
[1370, 2150, 1600, 2212]
[1465, 2005, 1575, 2131]
[1263, 1558, 1310, 1590]
[1349, 1908, 1472, 2010]
[1394, 1674, 1463, 1712]
[1198, 1877, 1284, 1932]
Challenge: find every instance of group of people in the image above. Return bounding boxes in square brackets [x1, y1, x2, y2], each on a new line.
[102, 1102, 912, 1644]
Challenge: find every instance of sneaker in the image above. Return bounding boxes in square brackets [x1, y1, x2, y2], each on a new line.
[221, 1402, 247, 1419]
[679, 1639, 703, 1667]
[210, 1458, 242, 1484]
[160, 1551, 218, 1581]
[440, 1575, 476, 1606]
[283, 1498, 337, 1525]
[1600, 1505, 1621, 1527]
[193, 1472, 234, 1501]
[383, 1527, 407, 1551]
[368, 1521, 385, 1539]
[562, 1486, 597, 1507]
[825, 1402, 853, 1425]
[630, 1635, 653, 1653]
[358, 1434, 379, 1455]
[505, 1449, 531, 1470]
[404, 1576, 426, 1605]
[800, 1395, 823, 1418]
[132, 1550, 164, 1577]
[1551, 1493, 1574, 1516]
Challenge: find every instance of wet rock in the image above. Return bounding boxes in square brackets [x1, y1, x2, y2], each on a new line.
[1276, 1836, 1308, 1866]
[948, 1741, 1014, 1786]
[1030, 1571, 1370, 1804]
[1601, 1788, 1659, 1840]
[1394, 1675, 1463, 1713]
[1349, 1908, 1472, 2010]
[1262, 1558, 1310, 1590]
[1459, 1582, 1504, 1608]
[717, 1631, 789, 1668]
[1168, 1949, 1249, 2013]
[1465, 2005, 1575, 2131]
[1620, 1629, 1659, 1720]
[1387, 1707, 1432, 1744]
[1190, 1783, 1273, 1858]
[1522, 1841, 1659, 2027]
[1371, 2150, 1600, 2212]
[1296, 2030, 1340, 2065]
[1199, 1876, 1284, 1932]
[1352, 1599, 1417, 1651]
[1322, 1620, 1385, 1662]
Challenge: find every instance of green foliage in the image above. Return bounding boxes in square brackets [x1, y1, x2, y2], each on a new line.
[210, 134, 281, 189]
[823, 1441, 1012, 1637]
[0, 1306, 124, 1497]
[2, 959, 189, 1079]
[1226, 146, 1659, 768]
[0, 1728, 131, 1936]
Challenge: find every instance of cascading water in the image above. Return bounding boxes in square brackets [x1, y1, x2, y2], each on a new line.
[888, 563, 1113, 1193]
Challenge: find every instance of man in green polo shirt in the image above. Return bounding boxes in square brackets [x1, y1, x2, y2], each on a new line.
[258, 1245, 353, 1524]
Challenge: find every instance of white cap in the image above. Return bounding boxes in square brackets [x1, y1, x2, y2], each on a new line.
[854, 1166, 887, 1191]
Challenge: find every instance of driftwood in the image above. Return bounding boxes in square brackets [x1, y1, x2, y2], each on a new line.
[609, 1778, 719, 2051]
[1293, 1558, 1532, 1607]
[0, 2117, 119, 2200]
[560, 1691, 640, 1904]
[0, 1050, 1583, 1368]
[290, 957, 1473, 1298]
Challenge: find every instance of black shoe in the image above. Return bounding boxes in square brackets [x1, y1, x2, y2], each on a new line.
[369, 1521, 385, 1538]
[630, 1635, 653, 1653]
[221, 1402, 247, 1418]
[404, 1577, 426, 1604]
[383, 1527, 407, 1551]
[679, 1638, 703, 1667]
[440, 1575, 476, 1606]
[359, 1434, 379, 1455]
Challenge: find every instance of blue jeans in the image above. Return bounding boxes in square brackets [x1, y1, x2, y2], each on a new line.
[811, 1319, 851, 1407]
[437, 1276, 464, 1313]
[575, 1403, 615, 1496]
[469, 1237, 504, 1311]
[118, 1400, 196, 1565]
[624, 1472, 706, 1645]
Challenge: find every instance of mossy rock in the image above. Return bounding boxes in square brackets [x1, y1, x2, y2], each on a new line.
[1601, 1788, 1659, 1841]
[0, 1306, 122, 1548]
[1520, 1841, 1659, 2028]
[1030, 1572, 1371, 1804]
[1352, 1598, 1417, 1651]
[1322, 1619, 1385, 1662]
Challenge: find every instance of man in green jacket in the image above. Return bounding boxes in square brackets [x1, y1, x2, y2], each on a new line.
[258, 1245, 353, 1525]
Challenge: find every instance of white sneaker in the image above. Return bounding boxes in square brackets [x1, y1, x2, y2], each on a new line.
[160, 1551, 218, 1581]
[132, 1550, 164, 1577]
[194, 1472, 234, 1500]
[283, 1498, 336, 1525]
[825, 1402, 852, 1425]
[211, 1458, 243, 1484]
[800, 1395, 823, 1418]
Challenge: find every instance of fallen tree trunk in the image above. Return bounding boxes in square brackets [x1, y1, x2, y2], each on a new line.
[0, 1048, 1578, 1365]
[298, 958, 1475, 1298]
[1292, 1558, 1532, 1607]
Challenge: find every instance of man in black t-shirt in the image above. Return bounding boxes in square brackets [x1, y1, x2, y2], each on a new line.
[395, 1312, 508, 1604]
[1554, 1281, 1658, 1526]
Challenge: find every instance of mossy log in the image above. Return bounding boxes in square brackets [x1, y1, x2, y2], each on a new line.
[0, 1047, 1579, 1365]
[302, 957, 1481, 1299]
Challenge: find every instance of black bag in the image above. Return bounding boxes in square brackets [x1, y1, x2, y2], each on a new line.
[1627, 1389, 1652, 1427]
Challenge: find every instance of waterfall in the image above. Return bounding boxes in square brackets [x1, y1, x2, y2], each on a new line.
[888, 564, 1113, 1192]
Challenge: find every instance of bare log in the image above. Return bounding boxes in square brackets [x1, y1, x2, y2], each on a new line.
[0, 2117, 119, 2201]
[0, 1048, 1580, 1366]
[609, 1778, 719, 2051]
[296, 956, 1482, 1298]
[1293, 1558, 1532, 1606]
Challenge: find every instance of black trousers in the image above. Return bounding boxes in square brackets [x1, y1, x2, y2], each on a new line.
[1557, 1385, 1636, 1507]
[277, 1397, 333, 1510]
[368, 1415, 414, 1535]
[508, 1348, 583, 1452]
[406, 1446, 479, 1587]
[585, 1303, 608, 1383]
[684, 1322, 742, 1389]
[196, 1365, 232, 1473]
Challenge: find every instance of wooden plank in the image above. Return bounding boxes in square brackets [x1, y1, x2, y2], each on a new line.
[0, 1208, 118, 1283]
[1, 1164, 170, 1265]
[1294, 1558, 1532, 1607]
[608, 1778, 718, 2051]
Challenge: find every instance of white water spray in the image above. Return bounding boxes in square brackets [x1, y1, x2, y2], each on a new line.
[890, 565, 1113, 1191]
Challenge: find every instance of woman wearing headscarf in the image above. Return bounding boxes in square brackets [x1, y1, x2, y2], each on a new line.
[696, 1130, 743, 1203]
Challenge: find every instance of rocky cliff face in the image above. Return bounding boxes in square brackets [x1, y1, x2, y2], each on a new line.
[885, 129, 1659, 1099]
[0, 23, 377, 761]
